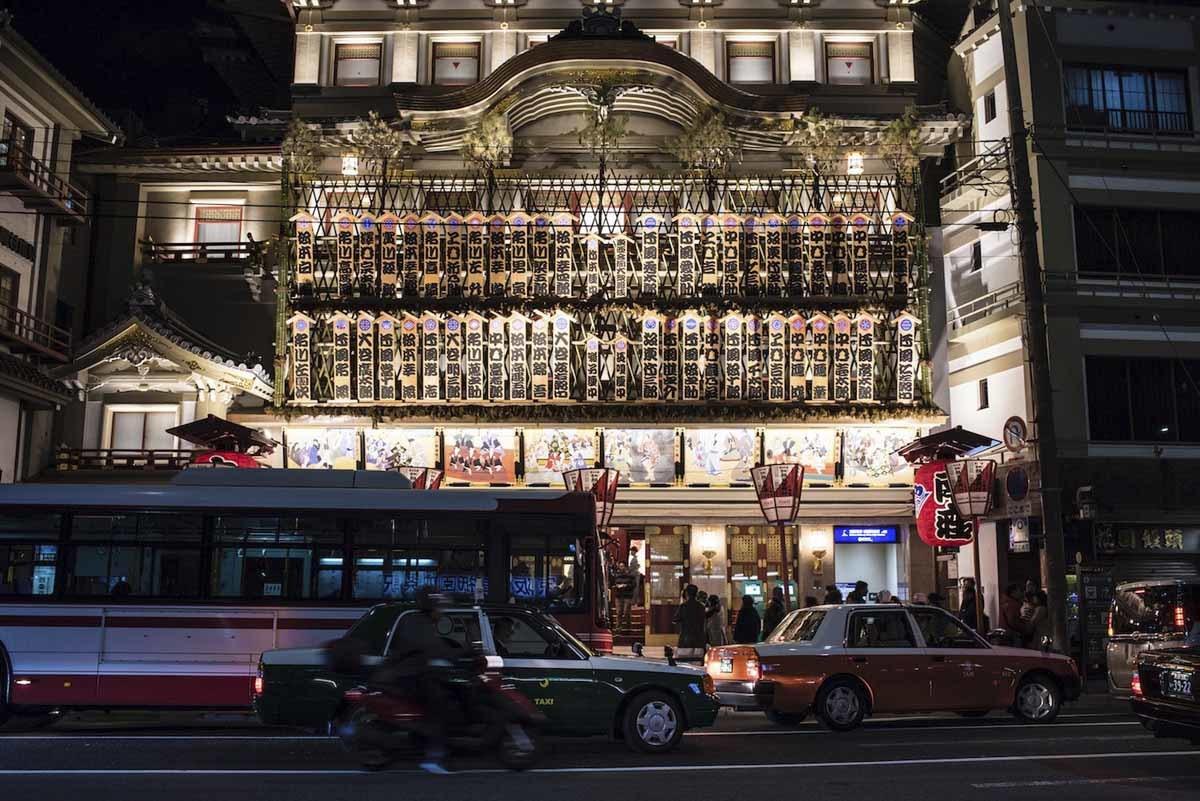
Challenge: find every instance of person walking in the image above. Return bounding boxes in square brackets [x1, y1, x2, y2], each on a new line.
[999, 583, 1029, 646]
[733, 594, 762, 644]
[704, 594, 728, 647]
[1027, 590, 1055, 650]
[959, 577, 989, 631]
[762, 586, 787, 639]
[673, 583, 707, 660]
[822, 584, 843, 604]
[846, 580, 869, 604]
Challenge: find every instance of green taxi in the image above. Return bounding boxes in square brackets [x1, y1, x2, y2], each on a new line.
[255, 603, 719, 753]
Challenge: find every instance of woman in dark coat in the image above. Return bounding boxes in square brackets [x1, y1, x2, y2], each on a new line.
[733, 594, 762, 644]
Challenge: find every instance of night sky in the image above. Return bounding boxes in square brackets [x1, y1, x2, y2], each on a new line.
[3, 0, 251, 142]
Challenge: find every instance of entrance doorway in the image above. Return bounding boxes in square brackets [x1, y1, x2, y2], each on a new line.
[726, 524, 798, 620]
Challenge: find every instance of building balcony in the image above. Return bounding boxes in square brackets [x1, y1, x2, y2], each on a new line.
[947, 280, 1024, 337]
[940, 140, 1010, 212]
[55, 447, 192, 473]
[0, 300, 71, 361]
[140, 238, 257, 264]
[0, 128, 88, 224]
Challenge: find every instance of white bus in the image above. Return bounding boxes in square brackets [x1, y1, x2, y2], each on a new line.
[0, 470, 607, 721]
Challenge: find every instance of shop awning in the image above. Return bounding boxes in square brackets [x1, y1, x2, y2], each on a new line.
[166, 414, 279, 455]
[894, 426, 997, 464]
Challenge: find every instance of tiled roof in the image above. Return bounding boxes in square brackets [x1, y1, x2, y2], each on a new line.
[0, 350, 75, 402]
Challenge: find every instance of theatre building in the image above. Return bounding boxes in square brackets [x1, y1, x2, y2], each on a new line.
[53, 1, 969, 642]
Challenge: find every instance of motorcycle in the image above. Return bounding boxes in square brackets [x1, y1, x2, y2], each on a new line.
[335, 653, 545, 771]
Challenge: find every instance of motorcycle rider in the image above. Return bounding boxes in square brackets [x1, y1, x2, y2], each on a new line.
[377, 586, 457, 774]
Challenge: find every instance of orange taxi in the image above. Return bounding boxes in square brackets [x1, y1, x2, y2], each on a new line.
[706, 603, 1080, 730]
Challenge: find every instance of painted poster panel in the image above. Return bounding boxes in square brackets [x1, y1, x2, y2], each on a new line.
[842, 426, 919, 485]
[523, 428, 597, 484]
[285, 428, 359, 469]
[604, 428, 675, 484]
[443, 428, 517, 483]
[364, 428, 437, 471]
[762, 428, 837, 482]
[684, 428, 757, 484]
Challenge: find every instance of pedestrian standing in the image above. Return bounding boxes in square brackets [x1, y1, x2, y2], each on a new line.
[762, 586, 787, 639]
[823, 584, 843, 604]
[1028, 590, 1055, 651]
[999, 583, 1029, 646]
[846, 580, 869, 604]
[704, 594, 728, 647]
[733, 594, 762, 644]
[959, 578, 989, 631]
[674, 583, 707, 660]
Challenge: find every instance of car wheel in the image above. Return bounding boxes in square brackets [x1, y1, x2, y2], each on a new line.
[765, 709, 807, 727]
[957, 710, 990, 718]
[622, 691, 684, 753]
[816, 679, 867, 732]
[1140, 719, 1158, 733]
[1012, 675, 1061, 724]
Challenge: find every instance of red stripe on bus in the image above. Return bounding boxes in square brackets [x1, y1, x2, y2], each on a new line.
[11, 674, 252, 708]
[0, 615, 101, 628]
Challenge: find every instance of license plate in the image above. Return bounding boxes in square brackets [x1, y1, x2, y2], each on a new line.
[720, 657, 733, 674]
[1162, 670, 1194, 700]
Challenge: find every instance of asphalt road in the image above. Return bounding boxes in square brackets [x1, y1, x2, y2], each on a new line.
[1, 697, 1196, 801]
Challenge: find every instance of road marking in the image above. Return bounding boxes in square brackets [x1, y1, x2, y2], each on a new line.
[859, 734, 1150, 747]
[686, 721, 1139, 736]
[0, 750, 1195, 777]
[973, 775, 1200, 789]
[0, 720, 1139, 742]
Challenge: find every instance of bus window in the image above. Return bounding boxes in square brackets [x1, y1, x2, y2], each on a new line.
[0, 544, 58, 596]
[508, 530, 587, 612]
[68, 513, 202, 598]
[210, 514, 341, 600]
[351, 547, 485, 600]
[0, 512, 61, 596]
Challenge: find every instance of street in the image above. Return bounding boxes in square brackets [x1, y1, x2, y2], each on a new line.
[1, 697, 1196, 801]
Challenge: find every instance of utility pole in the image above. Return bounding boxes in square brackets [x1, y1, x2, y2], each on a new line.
[995, 0, 1069, 651]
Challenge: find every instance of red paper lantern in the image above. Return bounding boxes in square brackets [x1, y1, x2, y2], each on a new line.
[393, 466, 444, 490]
[913, 460, 974, 547]
[563, 467, 620, 532]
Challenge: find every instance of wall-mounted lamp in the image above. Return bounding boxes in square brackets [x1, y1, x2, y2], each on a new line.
[341, 154, 359, 176]
[810, 549, 826, 575]
[847, 152, 865, 175]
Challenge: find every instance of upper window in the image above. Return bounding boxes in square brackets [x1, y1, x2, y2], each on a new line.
[727, 41, 776, 85]
[3, 112, 34, 161]
[977, 377, 990, 411]
[983, 90, 997, 123]
[0, 265, 19, 323]
[432, 42, 481, 87]
[1085, 356, 1200, 443]
[194, 205, 243, 245]
[826, 42, 873, 86]
[1074, 206, 1200, 279]
[335, 43, 382, 87]
[1064, 65, 1190, 134]
[847, 610, 918, 648]
[106, 407, 178, 451]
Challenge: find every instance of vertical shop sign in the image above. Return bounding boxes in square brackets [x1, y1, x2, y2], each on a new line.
[442, 213, 464, 298]
[287, 313, 315, 402]
[464, 213, 487, 298]
[854, 312, 877, 403]
[764, 215, 786, 296]
[637, 213, 663, 297]
[700, 215, 720, 295]
[333, 212, 356, 297]
[832, 313, 853, 402]
[291, 212, 315, 289]
[530, 316, 550, 401]
[808, 313, 831, 403]
[357, 212, 378, 295]
[892, 212, 914, 298]
[675, 214, 699, 297]
[463, 314, 486, 401]
[641, 313, 663, 401]
[553, 213, 576, 298]
[829, 214, 849, 296]
[421, 212, 443, 298]
[895, 312, 920, 404]
[488, 317, 508, 401]
[613, 336, 631, 402]
[551, 311, 572, 401]
[508, 313, 530, 402]
[807, 213, 828, 296]
[508, 213, 530, 298]
[399, 314, 421, 402]
[421, 313, 441, 401]
[721, 214, 741, 297]
[376, 313, 398, 401]
[378, 213, 400, 295]
[488, 214, 508, 296]
[444, 316, 463, 402]
[400, 213, 421, 296]
[788, 314, 807, 402]
[745, 316, 764, 401]
[585, 335, 602, 402]
[785, 214, 806, 296]
[612, 234, 631, 299]
[331, 312, 353, 402]
[583, 234, 603, 298]
[662, 317, 680, 402]
[766, 314, 788, 402]
[721, 313, 744, 400]
[356, 312, 375, 402]
[850, 213, 871, 296]
[703, 316, 722, 401]
[679, 311, 703, 402]
[531, 214, 552, 297]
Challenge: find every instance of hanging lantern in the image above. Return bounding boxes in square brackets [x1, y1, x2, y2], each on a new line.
[393, 466, 444, 490]
[750, 463, 805, 525]
[563, 467, 620, 533]
[945, 459, 997, 519]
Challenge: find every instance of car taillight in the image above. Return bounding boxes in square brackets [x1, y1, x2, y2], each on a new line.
[1107, 611, 1114, 638]
[1174, 605, 1186, 631]
[253, 663, 264, 697]
[1131, 672, 1143, 698]
[746, 659, 760, 681]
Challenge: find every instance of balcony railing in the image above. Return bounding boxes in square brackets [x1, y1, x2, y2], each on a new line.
[0, 300, 71, 361]
[140, 239, 257, 264]
[0, 126, 88, 224]
[56, 448, 192, 472]
[1046, 271, 1200, 303]
[940, 140, 1009, 201]
[947, 280, 1023, 331]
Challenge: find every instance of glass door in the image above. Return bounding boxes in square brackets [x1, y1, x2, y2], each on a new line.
[646, 525, 690, 637]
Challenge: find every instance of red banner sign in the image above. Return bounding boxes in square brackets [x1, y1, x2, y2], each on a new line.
[914, 460, 974, 547]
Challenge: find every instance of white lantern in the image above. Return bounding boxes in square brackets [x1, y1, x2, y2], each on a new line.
[945, 459, 996, 519]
